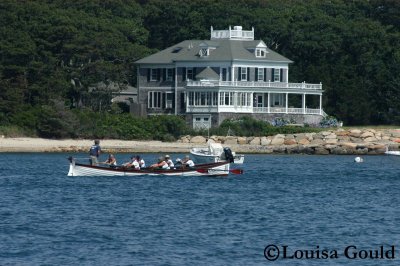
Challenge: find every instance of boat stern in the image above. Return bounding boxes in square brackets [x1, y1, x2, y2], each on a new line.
[67, 157, 75, 176]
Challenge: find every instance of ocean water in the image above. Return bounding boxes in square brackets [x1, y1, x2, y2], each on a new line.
[1, 153, 400, 265]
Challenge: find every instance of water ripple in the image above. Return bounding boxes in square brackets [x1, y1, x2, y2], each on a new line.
[0, 153, 399, 265]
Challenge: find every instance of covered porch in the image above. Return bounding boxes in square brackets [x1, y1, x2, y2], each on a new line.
[185, 90, 325, 116]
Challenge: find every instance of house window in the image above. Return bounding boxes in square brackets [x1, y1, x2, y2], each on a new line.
[257, 68, 264, 81]
[221, 68, 228, 81]
[247, 93, 251, 106]
[206, 92, 211, 105]
[150, 69, 158, 81]
[256, 48, 266, 57]
[200, 92, 206, 105]
[241, 67, 247, 81]
[237, 92, 251, 106]
[219, 92, 233, 106]
[199, 48, 209, 57]
[195, 92, 200, 105]
[148, 91, 163, 108]
[274, 68, 280, 82]
[165, 92, 173, 108]
[166, 68, 173, 81]
[186, 68, 194, 80]
[188, 92, 217, 106]
[189, 92, 194, 105]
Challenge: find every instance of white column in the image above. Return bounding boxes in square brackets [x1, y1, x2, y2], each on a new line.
[251, 92, 254, 113]
[267, 92, 270, 113]
[285, 93, 288, 114]
[286, 68, 289, 83]
[319, 94, 323, 115]
[217, 91, 220, 112]
[302, 94, 306, 114]
[186, 91, 189, 111]
[231, 66, 235, 81]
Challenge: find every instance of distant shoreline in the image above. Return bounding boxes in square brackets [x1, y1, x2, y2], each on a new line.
[1, 128, 400, 155]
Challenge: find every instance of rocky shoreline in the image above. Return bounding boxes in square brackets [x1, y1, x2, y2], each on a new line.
[178, 128, 400, 155]
[0, 128, 400, 154]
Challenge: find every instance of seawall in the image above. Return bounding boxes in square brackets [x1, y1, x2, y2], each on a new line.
[179, 128, 400, 155]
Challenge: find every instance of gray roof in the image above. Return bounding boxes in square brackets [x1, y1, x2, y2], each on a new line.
[196, 67, 219, 80]
[135, 39, 292, 64]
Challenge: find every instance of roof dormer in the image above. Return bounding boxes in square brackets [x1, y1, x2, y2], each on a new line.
[198, 42, 216, 57]
[255, 41, 268, 58]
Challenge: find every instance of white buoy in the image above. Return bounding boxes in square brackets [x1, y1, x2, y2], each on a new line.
[354, 156, 364, 163]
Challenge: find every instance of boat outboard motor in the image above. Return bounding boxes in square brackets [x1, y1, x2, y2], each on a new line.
[223, 147, 234, 163]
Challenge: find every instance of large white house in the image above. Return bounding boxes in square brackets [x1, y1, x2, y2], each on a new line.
[135, 26, 325, 129]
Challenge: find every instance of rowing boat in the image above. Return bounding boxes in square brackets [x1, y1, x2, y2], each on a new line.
[67, 157, 243, 177]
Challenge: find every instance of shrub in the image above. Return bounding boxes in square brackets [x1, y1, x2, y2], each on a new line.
[319, 116, 339, 128]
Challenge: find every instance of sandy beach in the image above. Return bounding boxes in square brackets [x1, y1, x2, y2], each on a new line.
[0, 137, 196, 153]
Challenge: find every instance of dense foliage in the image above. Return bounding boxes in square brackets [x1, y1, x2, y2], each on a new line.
[1, 0, 400, 139]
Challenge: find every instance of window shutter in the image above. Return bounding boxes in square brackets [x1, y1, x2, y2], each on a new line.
[147, 69, 150, 82]
[162, 69, 166, 81]
[148, 91, 153, 108]
[193, 67, 197, 80]
[255, 68, 258, 81]
[162, 93, 166, 109]
[182, 67, 186, 81]
[238, 67, 241, 81]
[247, 68, 250, 81]
[271, 68, 275, 82]
[280, 69, 283, 82]
[264, 68, 267, 81]
[173, 69, 175, 81]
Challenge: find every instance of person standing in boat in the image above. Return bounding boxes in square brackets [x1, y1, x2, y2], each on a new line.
[165, 155, 174, 168]
[89, 139, 101, 166]
[182, 155, 195, 168]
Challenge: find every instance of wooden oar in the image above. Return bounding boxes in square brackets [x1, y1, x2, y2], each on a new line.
[230, 169, 243, 174]
[196, 168, 243, 174]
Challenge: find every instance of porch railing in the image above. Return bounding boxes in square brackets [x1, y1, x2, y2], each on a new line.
[253, 107, 322, 115]
[187, 80, 322, 90]
[186, 105, 324, 115]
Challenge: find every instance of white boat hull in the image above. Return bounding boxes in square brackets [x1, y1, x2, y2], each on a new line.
[190, 147, 244, 164]
[385, 150, 400, 156]
[385, 146, 400, 156]
[67, 158, 230, 177]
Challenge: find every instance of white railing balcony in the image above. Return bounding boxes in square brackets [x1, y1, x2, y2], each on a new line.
[187, 80, 322, 90]
[253, 107, 323, 115]
[210, 26, 254, 40]
[187, 105, 323, 115]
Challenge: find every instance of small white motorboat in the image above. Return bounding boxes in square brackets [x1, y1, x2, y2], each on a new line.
[385, 146, 400, 156]
[190, 143, 245, 164]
